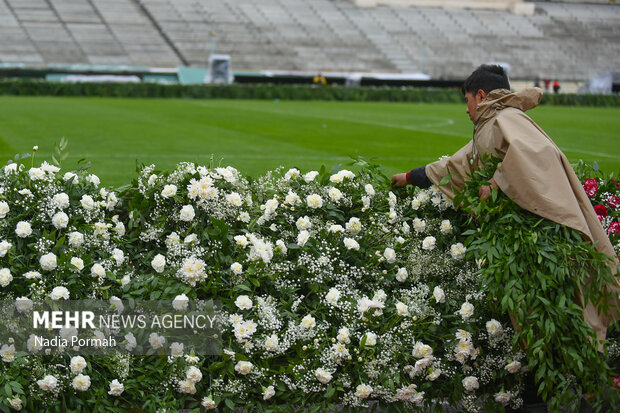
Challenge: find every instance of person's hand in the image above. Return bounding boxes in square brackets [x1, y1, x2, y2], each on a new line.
[390, 173, 408, 188]
[478, 178, 498, 201]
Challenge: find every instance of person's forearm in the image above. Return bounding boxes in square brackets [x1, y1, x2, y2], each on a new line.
[406, 166, 432, 188]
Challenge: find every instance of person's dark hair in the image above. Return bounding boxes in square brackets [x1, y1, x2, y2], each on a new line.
[462, 64, 510, 95]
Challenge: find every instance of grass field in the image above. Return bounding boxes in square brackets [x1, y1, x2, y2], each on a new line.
[0, 96, 619, 187]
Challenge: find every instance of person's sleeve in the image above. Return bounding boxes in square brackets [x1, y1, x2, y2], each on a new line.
[406, 166, 432, 188]
[425, 141, 474, 200]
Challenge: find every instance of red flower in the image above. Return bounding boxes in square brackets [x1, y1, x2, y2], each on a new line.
[610, 195, 620, 208]
[583, 178, 598, 197]
[594, 204, 608, 217]
[608, 222, 620, 235]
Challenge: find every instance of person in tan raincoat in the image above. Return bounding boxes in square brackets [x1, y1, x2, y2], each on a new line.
[392, 64, 620, 345]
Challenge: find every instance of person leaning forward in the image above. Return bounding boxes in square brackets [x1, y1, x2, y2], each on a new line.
[391, 64, 620, 347]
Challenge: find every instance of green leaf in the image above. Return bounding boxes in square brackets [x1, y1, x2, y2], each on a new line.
[438, 173, 452, 186]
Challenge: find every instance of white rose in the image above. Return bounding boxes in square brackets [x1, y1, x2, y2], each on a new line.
[201, 396, 216, 409]
[462, 376, 479, 392]
[325, 287, 341, 305]
[234, 360, 253, 375]
[235, 295, 253, 310]
[505, 360, 521, 374]
[70, 356, 87, 374]
[37, 375, 58, 391]
[179, 205, 195, 222]
[7, 397, 21, 410]
[24, 271, 41, 279]
[440, 219, 453, 234]
[433, 286, 445, 303]
[28, 167, 44, 180]
[108, 379, 124, 396]
[0, 268, 13, 287]
[161, 184, 177, 198]
[64, 172, 78, 182]
[494, 392, 511, 404]
[328, 224, 343, 233]
[0, 201, 9, 218]
[147, 174, 158, 186]
[337, 327, 350, 344]
[306, 194, 323, 209]
[226, 192, 243, 207]
[402, 221, 411, 235]
[50, 286, 70, 300]
[296, 216, 312, 230]
[284, 168, 300, 180]
[343, 237, 360, 251]
[450, 243, 467, 260]
[303, 171, 319, 182]
[263, 385, 276, 400]
[115, 222, 126, 237]
[80, 195, 95, 210]
[486, 319, 504, 337]
[412, 218, 426, 233]
[422, 236, 436, 251]
[364, 184, 375, 196]
[53, 193, 70, 209]
[364, 332, 377, 346]
[234, 235, 248, 247]
[301, 314, 316, 329]
[15, 296, 32, 313]
[184, 233, 198, 245]
[15, 221, 32, 238]
[148, 332, 165, 349]
[91, 263, 106, 279]
[297, 230, 310, 246]
[396, 267, 408, 282]
[346, 217, 362, 234]
[68, 231, 84, 247]
[355, 384, 373, 399]
[459, 302, 475, 320]
[173, 294, 189, 311]
[186, 366, 203, 383]
[111, 249, 125, 266]
[51, 212, 69, 229]
[412, 342, 433, 358]
[264, 334, 279, 352]
[169, 342, 184, 357]
[3, 163, 17, 174]
[151, 254, 166, 273]
[40, 253, 57, 271]
[315, 368, 333, 384]
[0, 240, 11, 257]
[230, 262, 243, 275]
[328, 187, 343, 202]
[383, 247, 396, 264]
[284, 191, 301, 205]
[396, 302, 409, 316]
[124, 333, 137, 351]
[0, 344, 15, 362]
[427, 370, 441, 381]
[178, 380, 196, 394]
[87, 174, 100, 187]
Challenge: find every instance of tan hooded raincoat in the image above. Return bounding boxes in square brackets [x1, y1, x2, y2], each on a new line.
[425, 87, 620, 343]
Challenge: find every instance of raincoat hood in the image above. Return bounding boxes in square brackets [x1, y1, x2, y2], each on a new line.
[474, 88, 543, 128]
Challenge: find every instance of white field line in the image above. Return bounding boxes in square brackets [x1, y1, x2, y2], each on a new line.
[194, 102, 468, 138]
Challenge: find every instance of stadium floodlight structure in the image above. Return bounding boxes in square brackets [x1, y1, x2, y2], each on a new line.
[205, 54, 233, 84]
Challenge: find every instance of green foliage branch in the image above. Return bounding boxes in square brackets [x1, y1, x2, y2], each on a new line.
[453, 155, 620, 411]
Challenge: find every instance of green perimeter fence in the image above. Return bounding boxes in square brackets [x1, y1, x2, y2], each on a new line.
[1, 79, 620, 106]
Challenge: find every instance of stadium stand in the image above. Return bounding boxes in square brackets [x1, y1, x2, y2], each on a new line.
[0, 0, 618, 81]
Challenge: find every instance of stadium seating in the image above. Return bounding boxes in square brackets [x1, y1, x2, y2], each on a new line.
[0, 0, 618, 81]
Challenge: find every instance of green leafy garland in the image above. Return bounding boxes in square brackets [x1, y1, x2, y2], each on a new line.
[453, 155, 619, 411]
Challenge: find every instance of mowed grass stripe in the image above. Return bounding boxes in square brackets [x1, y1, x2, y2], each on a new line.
[0, 96, 618, 186]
